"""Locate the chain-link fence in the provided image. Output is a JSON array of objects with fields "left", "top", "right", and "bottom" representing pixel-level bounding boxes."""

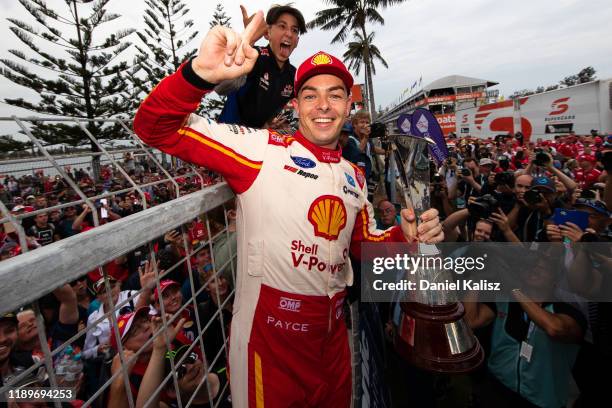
[{"left": 1, "top": 117, "right": 236, "bottom": 407}]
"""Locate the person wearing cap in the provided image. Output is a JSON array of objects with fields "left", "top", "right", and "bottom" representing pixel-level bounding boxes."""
[
  {"left": 574, "top": 153, "right": 602, "bottom": 189},
  {"left": 338, "top": 121, "right": 360, "bottom": 165},
  {"left": 82, "top": 262, "right": 155, "bottom": 362},
  {"left": 133, "top": 13, "right": 443, "bottom": 407},
  {"left": 509, "top": 176, "right": 561, "bottom": 242},
  {"left": 0, "top": 312, "right": 46, "bottom": 390},
  {"left": 217, "top": 4, "right": 306, "bottom": 129},
  {"left": 545, "top": 198, "right": 611, "bottom": 246},
  {"left": 107, "top": 307, "right": 154, "bottom": 406},
  {"left": 151, "top": 279, "right": 202, "bottom": 346}
]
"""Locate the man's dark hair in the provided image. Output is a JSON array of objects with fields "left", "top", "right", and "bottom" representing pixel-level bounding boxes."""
[{"left": 266, "top": 3, "right": 307, "bottom": 34}]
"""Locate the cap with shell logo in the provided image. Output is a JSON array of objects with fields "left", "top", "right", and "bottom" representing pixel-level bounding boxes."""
[{"left": 311, "top": 52, "right": 332, "bottom": 66}]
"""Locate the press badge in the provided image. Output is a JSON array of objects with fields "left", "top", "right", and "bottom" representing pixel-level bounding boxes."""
[
  {"left": 520, "top": 341, "right": 533, "bottom": 362},
  {"left": 520, "top": 321, "right": 535, "bottom": 363}
]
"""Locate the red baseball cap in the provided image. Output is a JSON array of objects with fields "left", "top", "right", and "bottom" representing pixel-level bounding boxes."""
[
  {"left": 153, "top": 279, "right": 180, "bottom": 302},
  {"left": 110, "top": 307, "right": 150, "bottom": 351},
  {"left": 294, "top": 51, "right": 353, "bottom": 96}
]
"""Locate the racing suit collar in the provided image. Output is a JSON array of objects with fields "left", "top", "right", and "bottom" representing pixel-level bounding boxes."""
[{"left": 293, "top": 130, "right": 342, "bottom": 163}]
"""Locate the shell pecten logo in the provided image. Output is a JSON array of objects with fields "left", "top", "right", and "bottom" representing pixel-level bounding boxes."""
[
  {"left": 307, "top": 195, "right": 347, "bottom": 241},
  {"left": 311, "top": 52, "right": 332, "bottom": 66}
]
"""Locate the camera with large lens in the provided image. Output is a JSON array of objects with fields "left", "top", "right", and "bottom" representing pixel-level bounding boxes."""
[
  {"left": 498, "top": 156, "right": 510, "bottom": 170},
  {"left": 533, "top": 148, "right": 550, "bottom": 167},
  {"left": 432, "top": 174, "right": 444, "bottom": 195},
  {"left": 461, "top": 167, "right": 472, "bottom": 177},
  {"left": 369, "top": 122, "right": 386, "bottom": 139},
  {"left": 494, "top": 171, "right": 514, "bottom": 187},
  {"left": 523, "top": 189, "right": 542, "bottom": 205},
  {"left": 468, "top": 194, "right": 499, "bottom": 219},
  {"left": 579, "top": 189, "right": 597, "bottom": 199}
]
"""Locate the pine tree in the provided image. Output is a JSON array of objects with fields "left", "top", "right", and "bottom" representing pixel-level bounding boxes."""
[
  {"left": 201, "top": 3, "right": 232, "bottom": 120},
  {"left": 209, "top": 3, "right": 231, "bottom": 28},
  {"left": 0, "top": 0, "right": 141, "bottom": 156},
  {"left": 135, "top": 0, "right": 199, "bottom": 94}
]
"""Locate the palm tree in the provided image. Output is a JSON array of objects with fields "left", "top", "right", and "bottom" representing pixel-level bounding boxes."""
[
  {"left": 308, "top": 0, "right": 407, "bottom": 119},
  {"left": 343, "top": 31, "right": 388, "bottom": 111}
]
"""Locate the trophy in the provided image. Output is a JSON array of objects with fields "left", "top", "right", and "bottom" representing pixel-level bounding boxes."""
[{"left": 390, "top": 110, "right": 484, "bottom": 373}]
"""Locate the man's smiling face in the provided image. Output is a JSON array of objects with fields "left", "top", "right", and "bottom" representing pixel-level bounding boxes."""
[{"left": 292, "top": 74, "right": 351, "bottom": 149}]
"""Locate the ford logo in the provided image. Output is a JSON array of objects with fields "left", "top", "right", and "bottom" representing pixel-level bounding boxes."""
[
  {"left": 291, "top": 156, "right": 316, "bottom": 168},
  {"left": 344, "top": 172, "right": 355, "bottom": 187}
]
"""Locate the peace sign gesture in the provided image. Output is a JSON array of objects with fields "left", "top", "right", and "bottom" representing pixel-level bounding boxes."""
[{"left": 192, "top": 10, "right": 265, "bottom": 84}]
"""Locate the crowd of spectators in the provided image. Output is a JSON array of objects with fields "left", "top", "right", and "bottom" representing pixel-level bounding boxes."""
[
  {"left": 1, "top": 151, "right": 233, "bottom": 406},
  {"left": 1, "top": 152, "right": 222, "bottom": 255},
  {"left": 2, "top": 121, "right": 611, "bottom": 407},
  {"left": 351, "top": 117, "right": 611, "bottom": 408}
]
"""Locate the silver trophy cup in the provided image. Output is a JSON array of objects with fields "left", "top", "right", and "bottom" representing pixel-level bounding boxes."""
[{"left": 390, "top": 133, "right": 484, "bottom": 373}]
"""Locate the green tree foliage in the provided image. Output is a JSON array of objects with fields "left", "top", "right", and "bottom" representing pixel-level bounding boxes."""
[
  {"left": 308, "top": 0, "right": 407, "bottom": 119},
  {"left": 135, "top": 0, "right": 198, "bottom": 94},
  {"left": 209, "top": 3, "right": 231, "bottom": 29},
  {"left": 0, "top": 135, "right": 31, "bottom": 154},
  {"left": 201, "top": 3, "right": 232, "bottom": 120},
  {"left": 342, "top": 30, "right": 387, "bottom": 108},
  {"left": 0, "top": 0, "right": 141, "bottom": 149},
  {"left": 561, "top": 66, "right": 597, "bottom": 87},
  {"left": 514, "top": 67, "right": 597, "bottom": 97}
]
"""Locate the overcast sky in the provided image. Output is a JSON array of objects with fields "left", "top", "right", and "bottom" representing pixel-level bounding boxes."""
[{"left": 1, "top": 0, "right": 611, "bottom": 125}]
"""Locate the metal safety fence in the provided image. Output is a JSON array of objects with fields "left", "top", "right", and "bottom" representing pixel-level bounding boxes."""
[{"left": 0, "top": 117, "right": 237, "bottom": 408}]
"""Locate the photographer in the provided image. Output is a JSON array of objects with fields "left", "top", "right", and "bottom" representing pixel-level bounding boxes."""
[
  {"left": 508, "top": 177, "right": 561, "bottom": 242},
  {"left": 442, "top": 196, "right": 518, "bottom": 243},
  {"left": 489, "top": 172, "right": 516, "bottom": 214},
  {"left": 454, "top": 157, "right": 483, "bottom": 208},
  {"left": 520, "top": 150, "right": 577, "bottom": 192}
]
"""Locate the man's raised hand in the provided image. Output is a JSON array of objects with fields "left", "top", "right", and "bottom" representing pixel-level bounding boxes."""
[{"left": 192, "top": 10, "right": 264, "bottom": 84}]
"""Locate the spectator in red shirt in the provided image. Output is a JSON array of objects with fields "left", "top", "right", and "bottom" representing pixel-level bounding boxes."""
[{"left": 574, "top": 154, "right": 601, "bottom": 189}]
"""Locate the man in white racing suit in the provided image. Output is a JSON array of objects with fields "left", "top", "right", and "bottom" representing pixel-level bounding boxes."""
[{"left": 134, "top": 12, "right": 444, "bottom": 408}]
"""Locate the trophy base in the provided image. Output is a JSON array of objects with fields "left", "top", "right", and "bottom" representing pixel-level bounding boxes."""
[{"left": 394, "top": 302, "right": 484, "bottom": 374}]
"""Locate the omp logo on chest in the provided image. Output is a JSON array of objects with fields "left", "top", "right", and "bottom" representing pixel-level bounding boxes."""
[
  {"left": 283, "top": 165, "right": 318, "bottom": 179},
  {"left": 279, "top": 297, "right": 302, "bottom": 312}
]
